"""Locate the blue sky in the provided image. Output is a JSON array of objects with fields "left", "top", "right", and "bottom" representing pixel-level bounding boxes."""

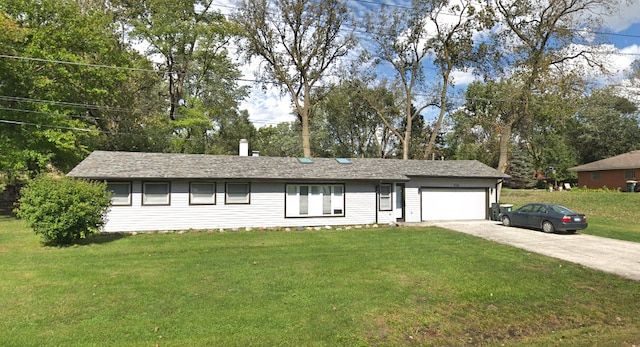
[{"left": 229, "top": 0, "right": 640, "bottom": 127}]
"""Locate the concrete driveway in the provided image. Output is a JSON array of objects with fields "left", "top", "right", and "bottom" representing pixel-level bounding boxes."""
[{"left": 420, "top": 220, "right": 640, "bottom": 281}]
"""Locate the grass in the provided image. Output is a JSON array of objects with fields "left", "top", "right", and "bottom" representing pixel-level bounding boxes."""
[
  {"left": 500, "top": 189, "right": 640, "bottom": 242},
  {"left": 1, "top": 214, "right": 640, "bottom": 346}
]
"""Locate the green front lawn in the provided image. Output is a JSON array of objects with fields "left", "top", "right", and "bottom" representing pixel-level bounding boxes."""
[
  {"left": 1, "top": 215, "right": 639, "bottom": 346},
  {"left": 501, "top": 189, "right": 640, "bottom": 242}
]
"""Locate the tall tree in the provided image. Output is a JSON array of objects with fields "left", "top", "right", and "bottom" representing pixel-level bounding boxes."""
[
  {"left": 115, "top": 0, "right": 248, "bottom": 154},
  {"left": 448, "top": 80, "right": 517, "bottom": 167},
  {"left": 0, "top": 0, "right": 151, "bottom": 182},
  {"left": 364, "top": 0, "right": 491, "bottom": 160},
  {"left": 233, "top": 0, "right": 357, "bottom": 158},
  {"left": 567, "top": 88, "right": 640, "bottom": 163},
  {"left": 489, "top": 0, "right": 621, "bottom": 174},
  {"left": 313, "top": 79, "right": 386, "bottom": 158},
  {"left": 450, "top": 78, "right": 582, "bottom": 181}
]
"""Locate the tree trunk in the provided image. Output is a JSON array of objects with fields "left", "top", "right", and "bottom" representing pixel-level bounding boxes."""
[
  {"left": 424, "top": 69, "right": 451, "bottom": 159},
  {"left": 301, "top": 108, "right": 311, "bottom": 158},
  {"left": 403, "top": 102, "right": 412, "bottom": 160},
  {"left": 497, "top": 121, "right": 513, "bottom": 174},
  {"left": 495, "top": 119, "right": 514, "bottom": 201}
]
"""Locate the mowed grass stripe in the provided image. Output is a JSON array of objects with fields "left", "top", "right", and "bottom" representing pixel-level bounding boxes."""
[{"left": 1, "top": 216, "right": 639, "bottom": 346}]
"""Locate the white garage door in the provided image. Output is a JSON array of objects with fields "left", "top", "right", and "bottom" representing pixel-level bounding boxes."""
[{"left": 421, "top": 188, "right": 487, "bottom": 221}]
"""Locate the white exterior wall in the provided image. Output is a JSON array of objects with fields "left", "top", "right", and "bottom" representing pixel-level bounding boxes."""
[
  {"left": 102, "top": 177, "right": 500, "bottom": 232},
  {"left": 103, "top": 180, "right": 387, "bottom": 232},
  {"left": 403, "top": 177, "right": 499, "bottom": 223}
]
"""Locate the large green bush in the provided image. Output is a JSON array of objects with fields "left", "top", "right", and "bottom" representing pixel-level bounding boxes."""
[{"left": 15, "top": 175, "right": 111, "bottom": 245}]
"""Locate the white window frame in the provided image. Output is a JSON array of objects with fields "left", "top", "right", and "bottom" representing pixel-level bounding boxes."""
[
  {"left": 106, "top": 182, "right": 131, "bottom": 206},
  {"left": 285, "top": 184, "right": 345, "bottom": 217},
  {"left": 379, "top": 184, "right": 392, "bottom": 211},
  {"left": 190, "top": 182, "right": 216, "bottom": 205},
  {"left": 142, "top": 182, "right": 171, "bottom": 206},
  {"left": 226, "top": 183, "right": 250, "bottom": 204}
]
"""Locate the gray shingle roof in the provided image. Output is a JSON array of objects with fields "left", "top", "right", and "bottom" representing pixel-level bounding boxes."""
[
  {"left": 568, "top": 150, "right": 640, "bottom": 172},
  {"left": 67, "top": 151, "right": 509, "bottom": 181}
]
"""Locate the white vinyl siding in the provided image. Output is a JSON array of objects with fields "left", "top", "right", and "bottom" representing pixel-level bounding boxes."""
[
  {"left": 98, "top": 179, "right": 498, "bottom": 232},
  {"left": 142, "top": 182, "right": 170, "bottom": 205},
  {"left": 190, "top": 182, "right": 216, "bottom": 205},
  {"left": 285, "top": 184, "right": 344, "bottom": 217},
  {"left": 226, "top": 183, "right": 250, "bottom": 204},
  {"left": 107, "top": 182, "right": 131, "bottom": 206},
  {"left": 101, "top": 181, "right": 378, "bottom": 232},
  {"left": 379, "top": 184, "right": 392, "bottom": 211}
]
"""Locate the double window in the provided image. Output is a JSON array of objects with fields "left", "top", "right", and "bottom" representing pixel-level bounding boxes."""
[{"left": 286, "top": 184, "right": 344, "bottom": 217}]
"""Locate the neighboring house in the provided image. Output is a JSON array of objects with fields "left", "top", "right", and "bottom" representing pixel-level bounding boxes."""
[
  {"left": 568, "top": 150, "right": 640, "bottom": 191},
  {"left": 67, "top": 149, "right": 509, "bottom": 232}
]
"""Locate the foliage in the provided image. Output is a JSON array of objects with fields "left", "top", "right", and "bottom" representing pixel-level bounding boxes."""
[
  {"left": 447, "top": 80, "right": 516, "bottom": 166},
  {"left": 253, "top": 122, "right": 303, "bottom": 157},
  {"left": 505, "top": 146, "right": 536, "bottom": 188},
  {"left": 312, "top": 79, "right": 385, "bottom": 158},
  {"left": 206, "top": 110, "right": 258, "bottom": 155},
  {"left": 567, "top": 87, "right": 640, "bottom": 164},
  {"left": 487, "top": 0, "right": 621, "bottom": 173},
  {"left": 113, "top": 0, "right": 249, "bottom": 154},
  {"left": 233, "top": 0, "right": 357, "bottom": 158},
  {"left": 364, "top": 0, "right": 493, "bottom": 160},
  {"left": 116, "top": 0, "right": 247, "bottom": 120},
  {"left": 14, "top": 175, "right": 111, "bottom": 245},
  {"left": 0, "top": 0, "right": 160, "bottom": 183}
]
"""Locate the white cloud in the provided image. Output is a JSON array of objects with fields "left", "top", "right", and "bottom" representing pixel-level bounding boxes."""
[
  {"left": 239, "top": 86, "right": 296, "bottom": 127},
  {"left": 601, "top": 2, "right": 640, "bottom": 32},
  {"left": 450, "top": 68, "right": 477, "bottom": 86},
  {"left": 607, "top": 44, "right": 640, "bottom": 78}
]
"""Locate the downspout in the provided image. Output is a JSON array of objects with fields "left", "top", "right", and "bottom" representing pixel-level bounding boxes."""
[
  {"left": 375, "top": 183, "right": 379, "bottom": 225},
  {"left": 495, "top": 179, "right": 504, "bottom": 203}
]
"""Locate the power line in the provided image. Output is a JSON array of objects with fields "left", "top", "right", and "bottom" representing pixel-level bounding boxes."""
[
  {"left": 0, "top": 54, "right": 159, "bottom": 73},
  {"left": 0, "top": 95, "right": 136, "bottom": 114},
  {"left": 0, "top": 119, "right": 99, "bottom": 133}
]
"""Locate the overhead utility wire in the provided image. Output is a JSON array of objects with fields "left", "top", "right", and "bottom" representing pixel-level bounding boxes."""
[
  {"left": 0, "top": 119, "right": 98, "bottom": 133},
  {"left": 0, "top": 106, "right": 113, "bottom": 121},
  {"left": 0, "top": 95, "right": 135, "bottom": 114},
  {"left": 0, "top": 54, "right": 159, "bottom": 73},
  {"left": 213, "top": 0, "right": 640, "bottom": 41}
]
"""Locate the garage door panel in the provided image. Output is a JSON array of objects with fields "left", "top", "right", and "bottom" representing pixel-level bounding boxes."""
[{"left": 422, "top": 188, "right": 487, "bottom": 221}]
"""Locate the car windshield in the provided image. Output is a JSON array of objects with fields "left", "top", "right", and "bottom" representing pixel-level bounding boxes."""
[{"left": 549, "top": 205, "right": 575, "bottom": 214}]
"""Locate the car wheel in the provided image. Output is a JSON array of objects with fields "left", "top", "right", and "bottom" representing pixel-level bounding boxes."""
[
  {"left": 501, "top": 215, "right": 511, "bottom": 227},
  {"left": 542, "top": 221, "right": 555, "bottom": 233}
]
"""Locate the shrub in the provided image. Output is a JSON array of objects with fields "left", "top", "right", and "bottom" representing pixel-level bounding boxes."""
[{"left": 15, "top": 175, "right": 111, "bottom": 245}]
